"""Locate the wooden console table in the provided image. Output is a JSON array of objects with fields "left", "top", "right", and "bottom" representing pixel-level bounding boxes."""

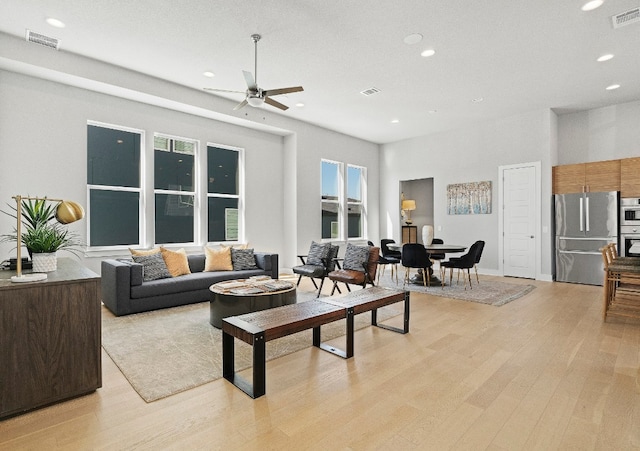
[
  {"left": 0, "top": 258, "right": 101, "bottom": 419},
  {"left": 222, "top": 286, "right": 409, "bottom": 398}
]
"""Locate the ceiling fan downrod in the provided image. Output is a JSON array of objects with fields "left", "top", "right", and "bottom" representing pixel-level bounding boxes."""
[{"left": 251, "top": 34, "right": 261, "bottom": 85}]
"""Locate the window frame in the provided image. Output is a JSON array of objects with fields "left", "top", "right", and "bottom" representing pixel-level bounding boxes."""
[
  {"left": 206, "top": 143, "right": 244, "bottom": 245},
  {"left": 321, "top": 159, "right": 344, "bottom": 241},
  {"left": 153, "top": 132, "right": 199, "bottom": 246},
  {"left": 86, "top": 121, "right": 145, "bottom": 251},
  {"left": 346, "top": 164, "right": 367, "bottom": 240}
]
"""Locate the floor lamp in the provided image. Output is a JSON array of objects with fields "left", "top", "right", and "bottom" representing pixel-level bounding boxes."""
[{"left": 11, "top": 195, "right": 85, "bottom": 283}]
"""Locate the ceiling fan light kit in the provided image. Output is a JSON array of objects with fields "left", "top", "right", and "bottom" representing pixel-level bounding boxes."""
[{"left": 204, "top": 33, "right": 303, "bottom": 111}]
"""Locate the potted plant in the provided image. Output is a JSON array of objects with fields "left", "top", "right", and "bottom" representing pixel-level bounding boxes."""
[{"left": 1, "top": 198, "right": 83, "bottom": 272}]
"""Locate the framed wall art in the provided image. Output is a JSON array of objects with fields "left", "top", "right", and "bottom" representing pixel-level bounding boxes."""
[{"left": 447, "top": 181, "right": 492, "bottom": 215}]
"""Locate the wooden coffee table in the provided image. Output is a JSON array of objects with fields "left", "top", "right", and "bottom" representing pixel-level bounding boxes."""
[{"left": 209, "top": 278, "right": 296, "bottom": 328}]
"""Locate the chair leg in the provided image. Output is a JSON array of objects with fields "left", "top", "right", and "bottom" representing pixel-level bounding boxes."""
[
  {"left": 421, "top": 269, "right": 427, "bottom": 287},
  {"left": 403, "top": 267, "right": 409, "bottom": 288},
  {"left": 330, "top": 281, "right": 338, "bottom": 295},
  {"left": 474, "top": 264, "right": 479, "bottom": 283},
  {"left": 317, "top": 277, "right": 325, "bottom": 297},
  {"left": 296, "top": 274, "right": 303, "bottom": 286},
  {"left": 426, "top": 268, "right": 431, "bottom": 287}
]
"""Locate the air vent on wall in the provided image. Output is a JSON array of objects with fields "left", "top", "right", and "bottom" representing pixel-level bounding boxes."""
[
  {"left": 360, "top": 87, "right": 381, "bottom": 96},
  {"left": 611, "top": 7, "right": 640, "bottom": 28},
  {"left": 25, "top": 30, "right": 60, "bottom": 50}
]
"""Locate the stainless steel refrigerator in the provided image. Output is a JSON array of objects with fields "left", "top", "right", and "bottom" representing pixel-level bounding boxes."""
[{"left": 554, "top": 191, "right": 618, "bottom": 285}]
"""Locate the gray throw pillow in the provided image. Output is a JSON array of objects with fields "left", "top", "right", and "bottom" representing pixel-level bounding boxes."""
[
  {"left": 343, "top": 243, "right": 370, "bottom": 271},
  {"left": 307, "top": 241, "right": 330, "bottom": 266},
  {"left": 132, "top": 253, "right": 171, "bottom": 281},
  {"left": 231, "top": 248, "right": 258, "bottom": 270}
]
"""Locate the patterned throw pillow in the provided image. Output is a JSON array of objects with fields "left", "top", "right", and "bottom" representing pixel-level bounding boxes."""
[
  {"left": 342, "top": 243, "right": 371, "bottom": 271},
  {"left": 132, "top": 253, "right": 171, "bottom": 282},
  {"left": 231, "top": 248, "right": 258, "bottom": 270},
  {"left": 307, "top": 241, "right": 330, "bottom": 266},
  {"left": 204, "top": 246, "right": 233, "bottom": 271},
  {"left": 160, "top": 247, "right": 191, "bottom": 277}
]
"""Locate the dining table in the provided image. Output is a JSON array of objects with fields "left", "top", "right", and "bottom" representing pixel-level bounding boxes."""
[{"left": 387, "top": 242, "right": 467, "bottom": 285}]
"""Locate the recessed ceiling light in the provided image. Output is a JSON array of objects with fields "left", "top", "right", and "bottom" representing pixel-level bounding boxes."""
[
  {"left": 203, "top": 71, "right": 215, "bottom": 78},
  {"left": 391, "top": 119, "right": 400, "bottom": 124},
  {"left": 46, "top": 17, "right": 65, "bottom": 28},
  {"left": 421, "top": 49, "right": 436, "bottom": 57},
  {"left": 428, "top": 110, "right": 438, "bottom": 114},
  {"left": 295, "top": 102, "right": 305, "bottom": 107},
  {"left": 606, "top": 84, "right": 620, "bottom": 90},
  {"left": 581, "top": 0, "right": 603, "bottom": 11},
  {"left": 597, "top": 54, "right": 614, "bottom": 62},
  {"left": 472, "top": 97, "right": 484, "bottom": 103},
  {"left": 403, "top": 33, "right": 423, "bottom": 45}
]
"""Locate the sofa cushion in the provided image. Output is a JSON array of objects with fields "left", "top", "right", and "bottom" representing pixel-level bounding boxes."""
[
  {"left": 161, "top": 247, "right": 191, "bottom": 277},
  {"left": 231, "top": 248, "right": 258, "bottom": 270},
  {"left": 129, "top": 268, "right": 268, "bottom": 299},
  {"left": 131, "top": 253, "right": 171, "bottom": 282},
  {"left": 204, "top": 246, "right": 233, "bottom": 271}
]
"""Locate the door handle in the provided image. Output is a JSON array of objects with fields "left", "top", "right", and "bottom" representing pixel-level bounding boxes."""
[{"left": 579, "top": 197, "right": 584, "bottom": 232}]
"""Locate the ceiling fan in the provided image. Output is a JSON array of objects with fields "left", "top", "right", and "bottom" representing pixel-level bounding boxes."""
[{"left": 204, "top": 34, "right": 303, "bottom": 111}]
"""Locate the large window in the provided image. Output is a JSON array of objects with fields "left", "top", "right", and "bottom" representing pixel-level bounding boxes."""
[
  {"left": 321, "top": 160, "right": 367, "bottom": 241},
  {"left": 87, "top": 123, "right": 142, "bottom": 247},
  {"left": 321, "top": 160, "right": 342, "bottom": 239},
  {"left": 207, "top": 145, "right": 241, "bottom": 242},
  {"left": 87, "top": 123, "right": 245, "bottom": 250},
  {"left": 347, "top": 165, "right": 366, "bottom": 239},
  {"left": 154, "top": 135, "right": 196, "bottom": 244}
]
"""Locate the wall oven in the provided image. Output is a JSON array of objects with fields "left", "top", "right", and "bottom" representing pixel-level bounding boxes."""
[
  {"left": 620, "top": 198, "right": 640, "bottom": 226},
  {"left": 620, "top": 225, "right": 640, "bottom": 257}
]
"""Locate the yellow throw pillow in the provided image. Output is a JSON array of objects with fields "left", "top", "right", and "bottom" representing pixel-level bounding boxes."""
[
  {"left": 160, "top": 247, "right": 191, "bottom": 277},
  {"left": 204, "top": 246, "right": 233, "bottom": 271},
  {"left": 130, "top": 247, "right": 161, "bottom": 256}
]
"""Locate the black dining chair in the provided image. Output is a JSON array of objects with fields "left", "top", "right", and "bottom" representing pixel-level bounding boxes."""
[
  {"left": 401, "top": 243, "right": 433, "bottom": 287},
  {"left": 428, "top": 238, "right": 446, "bottom": 270},
  {"left": 440, "top": 240, "right": 484, "bottom": 289},
  {"left": 378, "top": 239, "right": 401, "bottom": 283}
]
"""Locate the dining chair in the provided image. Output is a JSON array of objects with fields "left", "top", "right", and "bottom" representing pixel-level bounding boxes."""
[
  {"left": 440, "top": 240, "right": 484, "bottom": 289},
  {"left": 401, "top": 243, "right": 432, "bottom": 287},
  {"left": 378, "top": 239, "right": 401, "bottom": 283},
  {"left": 428, "top": 238, "right": 446, "bottom": 270}
]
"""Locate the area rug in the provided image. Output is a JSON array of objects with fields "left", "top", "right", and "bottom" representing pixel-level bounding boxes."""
[
  {"left": 377, "top": 273, "right": 535, "bottom": 306},
  {"left": 101, "top": 290, "right": 401, "bottom": 402}
]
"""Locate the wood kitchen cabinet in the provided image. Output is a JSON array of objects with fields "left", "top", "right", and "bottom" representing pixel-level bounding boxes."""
[
  {"left": 0, "top": 258, "right": 101, "bottom": 419},
  {"left": 621, "top": 157, "right": 640, "bottom": 197},
  {"left": 553, "top": 160, "right": 621, "bottom": 194}
]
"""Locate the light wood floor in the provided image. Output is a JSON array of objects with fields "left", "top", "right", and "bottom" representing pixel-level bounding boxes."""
[{"left": 1, "top": 276, "right": 639, "bottom": 450}]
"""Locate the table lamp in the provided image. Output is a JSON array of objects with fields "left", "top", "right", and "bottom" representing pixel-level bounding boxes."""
[
  {"left": 11, "top": 195, "right": 85, "bottom": 283},
  {"left": 401, "top": 199, "right": 416, "bottom": 225}
]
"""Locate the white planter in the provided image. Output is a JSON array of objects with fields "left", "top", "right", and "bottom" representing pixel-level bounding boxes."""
[{"left": 32, "top": 252, "right": 57, "bottom": 273}]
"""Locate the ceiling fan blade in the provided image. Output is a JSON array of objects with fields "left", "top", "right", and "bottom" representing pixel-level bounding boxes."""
[
  {"left": 233, "top": 99, "right": 248, "bottom": 111},
  {"left": 203, "top": 88, "right": 245, "bottom": 94},
  {"left": 263, "top": 86, "right": 304, "bottom": 97},
  {"left": 264, "top": 96, "right": 289, "bottom": 111},
  {"left": 243, "top": 70, "right": 257, "bottom": 90}
]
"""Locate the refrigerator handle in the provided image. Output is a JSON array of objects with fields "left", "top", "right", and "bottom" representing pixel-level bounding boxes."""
[
  {"left": 585, "top": 196, "right": 590, "bottom": 232},
  {"left": 579, "top": 197, "right": 584, "bottom": 232}
]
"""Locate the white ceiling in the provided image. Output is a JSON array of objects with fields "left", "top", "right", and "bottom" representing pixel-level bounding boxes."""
[{"left": 1, "top": 0, "right": 639, "bottom": 144}]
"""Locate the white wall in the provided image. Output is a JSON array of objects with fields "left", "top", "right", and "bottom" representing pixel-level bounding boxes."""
[
  {"left": 0, "top": 70, "right": 285, "bottom": 273},
  {"left": 557, "top": 100, "right": 640, "bottom": 164},
  {"left": 380, "top": 109, "right": 555, "bottom": 277},
  {"left": 0, "top": 34, "right": 379, "bottom": 274}
]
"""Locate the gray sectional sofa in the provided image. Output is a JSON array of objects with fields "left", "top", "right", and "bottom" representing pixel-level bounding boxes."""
[{"left": 101, "top": 252, "right": 278, "bottom": 316}]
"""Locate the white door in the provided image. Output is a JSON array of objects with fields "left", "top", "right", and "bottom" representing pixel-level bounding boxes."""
[{"left": 503, "top": 165, "right": 536, "bottom": 278}]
